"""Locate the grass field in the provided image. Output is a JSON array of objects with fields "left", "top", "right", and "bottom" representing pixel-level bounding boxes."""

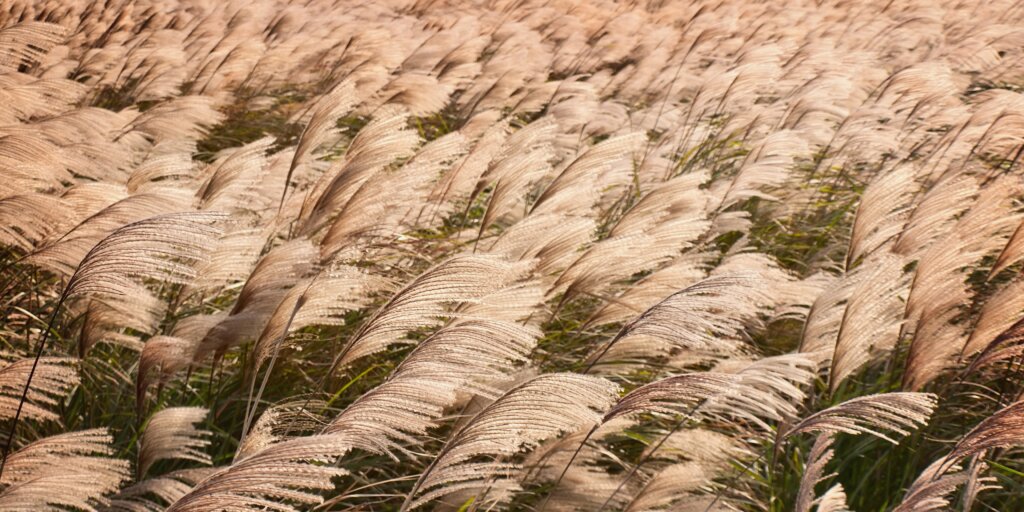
[{"left": 1, "top": 1, "right": 1024, "bottom": 511}]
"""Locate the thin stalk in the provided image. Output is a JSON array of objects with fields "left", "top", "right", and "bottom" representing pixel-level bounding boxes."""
[
  {"left": 238, "top": 293, "right": 307, "bottom": 452},
  {"left": 594, "top": 413, "right": 689, "bottom": 512},
  {"left": 0, "top": 288, "right": 69, "bottom": 479},
  {"left": 536, "top": 423, "right": 600, "bottom": 512}
]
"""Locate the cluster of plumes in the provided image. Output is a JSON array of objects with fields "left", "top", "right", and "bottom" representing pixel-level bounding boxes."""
[{"left": 1, "top": 0, "right": 1024, "bottom": 510}]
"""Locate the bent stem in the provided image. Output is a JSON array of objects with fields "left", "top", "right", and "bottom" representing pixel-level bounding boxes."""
[
  {"left": 238, "top": 292, "right": 308, "bottom": 452},
  {"left": 536, "top": 423, "right": 600, "bottom": 512},
  {"left": 594, "top": 413, "right": 690, "bottom": 512},
  {"left": 0, "top": 288, "right": 69, "bottom": 479}
]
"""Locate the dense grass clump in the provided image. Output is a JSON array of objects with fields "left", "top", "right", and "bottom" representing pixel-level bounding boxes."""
[{"left": 2, "top": 1, "right": 1024, "bottom": 511}]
